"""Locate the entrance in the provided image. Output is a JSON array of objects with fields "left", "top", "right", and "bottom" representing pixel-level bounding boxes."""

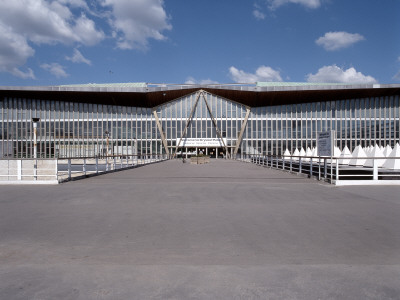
[
  {"left": 176, "top": 147, "right": 226, "bottom": 158},
  {"left": 209, "top": 147, "right": 225, "bottom": 158}
]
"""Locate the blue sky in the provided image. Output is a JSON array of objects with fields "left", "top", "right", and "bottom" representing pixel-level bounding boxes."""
[{"left": 0, "top": 0, "right": 399, "bottom": 86}]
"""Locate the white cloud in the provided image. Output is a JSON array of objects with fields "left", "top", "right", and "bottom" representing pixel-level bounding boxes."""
[
  {"left": 316, "top": 32, "right": 365, "bottom": 51},
  {"left": 229, "top": 66, "right": 282, "bottom": 83},
  {"left": 0, "top": 22, "right": 36, "bottom": 78},
  {"left": 185, "top": 77, "right": 219, "bottom": 85},
  {"left": 0, "top": 0, "right": 173, "bottom": 78},
  {"left": 268, "top": 0, "right": 321, "bottom": 10},
  {"left": 306, "top": 65, "right": 377, "bottom": 84},
  {"left": 73, "top": 14, "right": 105, "bottom": 46},
  {"left": 253, "top": 10, "right": 265, "bottom": 20},
  {"left": 41, "top": 63, "right": 69, "bottom": 78},
  {"left": 102, "top": 0, "right": 172, "bottom": 50},
  {"left": 0, "top": 0, "right": 104, "bottom": 46},
  {"left": 10, "top": 68, "right": 36, "bottom": 80},
  {"left": 66, "top": 49, "right": 91, "bottom": 65},
  {"left": 0, "top": 0, "right": 105, "bottom": 78}
]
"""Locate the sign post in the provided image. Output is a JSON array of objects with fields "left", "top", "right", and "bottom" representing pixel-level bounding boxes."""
[{"left": 317, "top": 130, "right": 335, "bottom": 157}]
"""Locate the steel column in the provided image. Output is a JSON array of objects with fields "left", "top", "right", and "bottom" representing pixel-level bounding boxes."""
[
  {"left": 152, "top": 109, "right": 170, "bottom": 156},
  {"left": 233, "top": 107, "right": 251, "bottom": 157}
]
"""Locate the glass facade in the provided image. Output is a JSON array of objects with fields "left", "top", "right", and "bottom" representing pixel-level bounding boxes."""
[{"left": 0, "top": 90, "right": 399, "bottom": 158}]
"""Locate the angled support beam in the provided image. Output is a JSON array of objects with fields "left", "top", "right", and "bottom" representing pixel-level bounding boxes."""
[
  {"left": 152, "top": 109, "right": 169, "bottom": 156},
  {"left": 233, "top": 106, "right": 251, "bottom": 157},
  {"left": 173, "top": 91, "right": 202, "bottom": 157},
  {"left": 202, "top": 92, "right": 230, "bottom": 159}
]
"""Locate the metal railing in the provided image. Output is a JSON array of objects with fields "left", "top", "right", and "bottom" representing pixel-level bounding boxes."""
[
  {"left": 57, "top": 154, "right": 168, "bottom": 182},
  {"left": 238, "top": 154, "right": 400, "bottom": 185},
  {"left": 0, "top": 158, "right": 58, "bottom": 184},
  {"left": 0, "top": 154, "right": 169, "bottom": 184}
]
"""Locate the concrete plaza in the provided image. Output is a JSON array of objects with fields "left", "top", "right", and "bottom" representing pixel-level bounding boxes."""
[{"left": 0, "top": 159, "right": 400, "bottom": 299}]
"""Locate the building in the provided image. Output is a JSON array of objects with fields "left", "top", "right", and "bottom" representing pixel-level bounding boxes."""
[{"left": 0, "top": 82, "right": 399, "bottom": 159}]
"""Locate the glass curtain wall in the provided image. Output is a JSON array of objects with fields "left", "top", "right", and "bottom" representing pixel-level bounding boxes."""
[
  {"left": 0, "top": 92, "right": 399, "bottom": 158},
  {"left": 0, "top": 98, "right": 161, "bottom": 158},
  {"left": 243, "top": 95, "right": 400, "bottom": 155}
]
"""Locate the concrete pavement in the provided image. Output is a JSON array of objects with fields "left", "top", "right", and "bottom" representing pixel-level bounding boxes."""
[{"left": 1, "top": 159, "right": 400, "bottom": 299}]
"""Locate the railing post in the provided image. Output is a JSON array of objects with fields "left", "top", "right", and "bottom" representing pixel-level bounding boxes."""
[
  {"left": 299, "top": 157, "right": 302, "bottom": 174},
  {"left": 324, "top": 158, "right": 327, "bottom": 180},
  {"left": 318, "top": 158, "right": 321, "bottom": 181},
  {"left": 17, "top": 159, "right": 22, "bottom": 181},
  {"left": 290, "top": 157, "right": 293, "bottom": 172},
  {"left": 335, "top": 159, "right": 339, "bottom": 183},
  {"left": 55, "top": 159, "right": 58, "bottom": 182},
  {"left": 83, "top": 158, "right": 86, "bottom": 176},
  {"left": 373, "top": 159, "right": 378, "bottom": 181},
  {"left": 309, "top": 159, "right": 313, "bottom": 178},
  {"left": 282, "top": 157, "right": 285, "bottom": 170},
  {"left": 114, "top": 157, "right": 116, "bottom": 170},
  {"left": 96, "top": 157, "right": 99, "bottom": 174},
  {"left": 68, "top": 158, "right": 71, "bottom": 180}
]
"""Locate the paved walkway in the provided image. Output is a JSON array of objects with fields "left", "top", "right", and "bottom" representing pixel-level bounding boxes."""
[{"left": 1, "top": 159, "right": 400, "bottom": 299}]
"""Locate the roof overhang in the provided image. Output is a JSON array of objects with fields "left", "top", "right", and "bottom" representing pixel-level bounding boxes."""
[{"left": 1, "top": 84, "right": 399, "bottom": 108}]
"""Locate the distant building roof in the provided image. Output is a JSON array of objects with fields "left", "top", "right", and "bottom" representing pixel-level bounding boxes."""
[
  {"left": 256, "top": 82, "right": 356, "bottom": 87},
  {"left": 58, "top": 82, "right": 147, "bottom": 88}
]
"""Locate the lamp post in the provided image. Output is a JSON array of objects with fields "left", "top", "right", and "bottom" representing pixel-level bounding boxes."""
[
  {"left": 104, "top": 131, "right": 110, "bottom": 171},
  {"left": 104, "top": 131, "right": 110, "bottom": 157},
  {"left": 32, "top": 118, "right": 40, "bottom": 158}
]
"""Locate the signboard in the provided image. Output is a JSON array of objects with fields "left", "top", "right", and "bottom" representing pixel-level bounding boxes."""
[
  {"left": 177, "top": 138, "right": 226, "bottom": 147},
  {"left": 317, "top": 130, "right": 335, "bottom": 156}
]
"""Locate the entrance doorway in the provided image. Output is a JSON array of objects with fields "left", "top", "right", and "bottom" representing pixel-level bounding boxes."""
[
  {"left": 176, "top": 147, "right": 226, "bottom": 158},
  {"left": 209, "top": 147, "right": 225, "bottom": 158}
]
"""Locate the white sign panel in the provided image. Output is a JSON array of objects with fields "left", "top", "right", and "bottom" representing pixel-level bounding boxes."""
[
  {"left": 177, "top": 138, "right": 226, "bottom": 147},
  {"left": 317, "top": 131, "right": 335, "bottom": 156}
]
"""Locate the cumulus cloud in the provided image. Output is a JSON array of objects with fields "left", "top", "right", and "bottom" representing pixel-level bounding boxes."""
[
  {"left": 0, "top": 0, "right": 105, "bottom": 78},
  {"left": 0, "top": 0, "right": 104, "bottom": 46},
  {"left": 185, "top": 77, "right": 219, "bottom": 85},
  {"left": 306, "top": 65, "right": 377, "bottom": 84},
  {"left": 268, "top": 0, "right": 321, "bottom": 10},
  {"left": 41, "top": 63, "right": 69, "bottom": 78},
  {"left": 102, "top": 0, "right": 172, "bottom": 50},
  {"left": 229, "top": 66, "right": 282, "bottom": 83},
  {"left": 0, "top": 0, "right": 173, "bottom": 78},
  {"left": 316, "top": 31, "right": 365, "bottom": 51},
  {"left": 66, "top": 49, "right": 91, "bottom": 65},
  {"left": 0, "top": 22, "right": 36, "bottom": 78}
]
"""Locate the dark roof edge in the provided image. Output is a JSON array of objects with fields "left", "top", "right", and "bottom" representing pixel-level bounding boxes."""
[{"left": 1, "top": 86, "right": 399, "bottom": 108}]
